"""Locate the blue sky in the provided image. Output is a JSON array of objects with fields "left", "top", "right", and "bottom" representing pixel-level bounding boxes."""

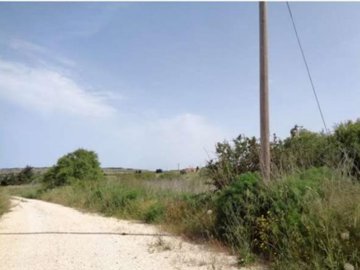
[{"left": 0, "top": 2, "right": 359, "bottom": 170}]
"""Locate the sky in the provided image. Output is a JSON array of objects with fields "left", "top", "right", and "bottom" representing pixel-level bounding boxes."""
[{"left": 0, "top": 2, "right": 359, "bottom": 170}]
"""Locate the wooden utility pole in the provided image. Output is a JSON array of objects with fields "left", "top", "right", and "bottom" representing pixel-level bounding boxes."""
[{"left": 259, "top": 1, "right": 271, "bottom": 183}]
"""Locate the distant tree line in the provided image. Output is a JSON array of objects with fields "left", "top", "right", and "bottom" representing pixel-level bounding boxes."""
[{"left": 0, "top": 166, "right": 35, "bottom": 186}]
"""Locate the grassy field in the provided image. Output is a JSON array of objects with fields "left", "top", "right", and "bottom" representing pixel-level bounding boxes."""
[{"left": 4, "top": 167, "right": 360, "bottom": 269}]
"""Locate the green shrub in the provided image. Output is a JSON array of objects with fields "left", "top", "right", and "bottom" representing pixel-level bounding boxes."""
[
  {"left": 215, "top": 172, "right": 264, "bottom": 252},
  {"left": 43, "top": 149, "right": 104, "bottom": 188},
  {"left": 144, "top": 202, "right": 165, "bottom": 223},
  {"left": 207, "top": 135, "right": 260, "bottom": 189},
  {"left": 334, "top": 119, "right": 360, "bottom": 178},
  {"left": 215, "top": 168, "right": 360, "bottom": 269},
  {"left": 0, "top": 173, "right": 18, "bottom": 186},
  {"left": 205, "top": 131, "right": 329, "bottom": 190},
  {"left": 0, "top": 166, "right": 35, "bottom": 186},
  {"left": 206, "top": 121, "right": 360, "bottom": 189},
  {"left": 279, "top": 130, "right": 332, "bottom": 171},
  {"left": 17, "top": 166, "right": 35, "bottom": 184},
  {"left": 164, "top": 193, "right": 216, "bottom": 238}
]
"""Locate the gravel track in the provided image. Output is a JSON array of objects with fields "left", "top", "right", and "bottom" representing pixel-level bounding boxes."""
[{"left": 0, "top": 197, "right": 261, "bottom": 270}]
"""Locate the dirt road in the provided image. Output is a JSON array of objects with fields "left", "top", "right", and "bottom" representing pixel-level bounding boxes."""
[{"left": 0, "top": 197, "right": 259, "bottom": 270}]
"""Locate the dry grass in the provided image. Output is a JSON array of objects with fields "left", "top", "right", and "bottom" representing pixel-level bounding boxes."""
[
  {"left": 0, "top": 188, "right": 10, "bottom": 216},
  {"left": 107, "top": 170, "right": 212, "bottom": 194},
  {"left": 148, "top": 236, "right": 173, "bottom": 253},
  {"left": 3, "top": 184, "right": 42, "bottom": 198}
]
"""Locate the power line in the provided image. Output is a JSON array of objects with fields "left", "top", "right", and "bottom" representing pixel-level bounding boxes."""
[{"left": 286, "top": 2, "right": 329, "bottom": 133}]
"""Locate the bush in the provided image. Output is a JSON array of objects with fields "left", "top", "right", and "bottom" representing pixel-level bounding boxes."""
[
  {"left": 206, "top": 132, "right": 324, "bottom": 190},
  {"left": 43, "top": 149, "right": 104, "bottom": 188},
  {"left": 144, "top": 202, "right": 165, "bottom": 223},
  {"left": 207, "top": 121, "right": 360, "bottom": 189},
  {"left": 17, "top": 166, "right": 35, "bottom": 184},
  {"left": 0, "top": 166, "right": 35, "bottom": 186},
  {"left": 215, "top": 172, "right": 263, "bottom": 251},
  {"left": 278, "top": 130, "right": 332, "bottom": 170},
  {"left": 0, "top": 173, "right": 17, "bottom": 186},
  {"left": 215, "top": 168, "right": 360, "bottom": 269},
  {"left": 163, "top": 193, "right": 216, "bottom": 239},
  {"left": 334, "top": 119, "right": 360, "bottom": 178},
  {"left": 207, "top": 135, "right": 260, "bottom": 190}
]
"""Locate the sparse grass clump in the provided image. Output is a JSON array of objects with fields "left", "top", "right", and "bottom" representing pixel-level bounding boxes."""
[{"left": 148, "top": 236, "right": 173, "bottom": 253}]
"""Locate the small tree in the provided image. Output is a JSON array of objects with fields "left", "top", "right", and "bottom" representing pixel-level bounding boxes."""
[
  {"left": 17, "top": 166, "right": 34, "bottom": 184},
  {"left": 0, "top": 166, "right": 34, "bottom": 186},
  {"left": 0, "top": 173, "right": 17, "bottom": 186},
  {"left": 43, "top": 149, "right": 104, "bottom": 188},
  {"left": 207, "top": 135, "right": 260, "bottom": 190}
]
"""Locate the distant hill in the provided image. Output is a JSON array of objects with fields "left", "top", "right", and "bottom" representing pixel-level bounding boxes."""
[
  {"left": 0, "top": 167, "right": 48, "bottom": 175},
  {"left": 0, "top": 167, "right": 148, "bottom": 175}
]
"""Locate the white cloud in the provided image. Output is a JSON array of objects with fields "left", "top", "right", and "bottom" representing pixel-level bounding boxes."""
[
  {"left": 0, "top": 59, "right": 116, "bottom": 118},
  {"left": 0, "top": 58, "right": 229, "bottom": 169},
  {"left": 9, "top": 38, "right": 76, "bottom": 67},
  {"left": 1, "top": 36, "right": 229, "bottom": 169},
  {"left": 152, "top": 113, "right": 227, "bottom": 167},
  {"left": 106, "top": 113, "right": 229, "bottom": 169}
]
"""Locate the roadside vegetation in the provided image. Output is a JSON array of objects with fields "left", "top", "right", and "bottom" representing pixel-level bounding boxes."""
[
  {"left": 0, "top": 166, "right": 37, "bottom": 186},
  {"left": 0, "top": 190, "right": 9, "bottom": 217},
  {"left": 0, "top": 165, "right": 37, "bottom": 217},
  {"left": 4, "top": 119, "right": 360, "bottom": 269}
]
